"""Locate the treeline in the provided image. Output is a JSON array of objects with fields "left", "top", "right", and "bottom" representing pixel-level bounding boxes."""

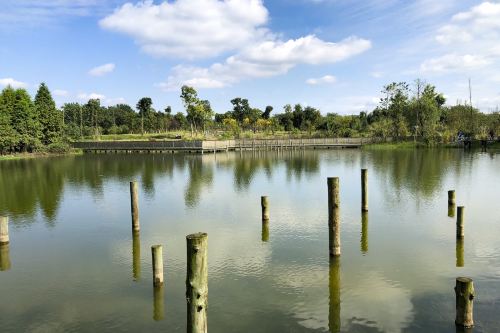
[{"left": 1, "top": 80, "right": 500, "bottom": 154}]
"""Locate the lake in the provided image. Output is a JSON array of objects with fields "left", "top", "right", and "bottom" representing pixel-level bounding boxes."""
[{"left": 0, "top": 149, "right": 499, "bottom": 332}]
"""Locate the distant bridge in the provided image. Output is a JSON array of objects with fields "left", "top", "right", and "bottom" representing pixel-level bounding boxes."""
[{"left": 73, "top": 138, "right": 380, "bottom": 154}]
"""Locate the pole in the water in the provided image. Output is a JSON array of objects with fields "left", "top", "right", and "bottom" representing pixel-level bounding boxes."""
[
  {"left": 186, "top": 233, "right": 208, "bottom": 333},
  {"left": 130, "top": 181, "right": 140, "bottom": 231},
  {"left": 327, "top": 177, "right": 341, "bottom": 256}
]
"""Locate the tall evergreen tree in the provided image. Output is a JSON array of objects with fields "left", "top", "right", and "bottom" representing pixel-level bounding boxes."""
[
  {"left": 35, "top": 83, "right": 62, "bottom": 144},
  {"left": 13, "top": 89, "right": 41, "bottom": 152},
  {"left": 0, "top": 87, "right": 19, "bottom": 153}
]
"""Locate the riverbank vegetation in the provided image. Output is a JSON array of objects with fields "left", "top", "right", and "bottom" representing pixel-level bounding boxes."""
[{"left": 1, "top": 80, "right": 499, "bottom": 155}]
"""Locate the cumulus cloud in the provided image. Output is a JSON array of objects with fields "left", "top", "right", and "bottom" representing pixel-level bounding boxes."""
[
  {"left": 306, "top": 75, "right": 336, "bottom": 85},
  {"left": 0, "top": 77, "right": 28, "bottom": 88},
  {"left": 100, "top": 0, "right": 270, "bottom": 59},
  {"left": 422, "top": 2, "right": 500, "bottom": 74},
  {"left": 77, "top": 92, "right": 106, "bottom": 100},
  {"left": 159, "top": 36, "right": 371, "bottom": 90},
  {"left": 53, "top": 89, "right": 69, "bottom": 96},
  {"left": 420, "top": 54, "right": 491, "bottom": 73},
  {"left": 88, "top": 63, "right": 115, "bottom": 76}
]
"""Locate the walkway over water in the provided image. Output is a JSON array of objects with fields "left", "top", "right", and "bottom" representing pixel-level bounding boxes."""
[{"left": 73, "top": 138, "right": 377, "bottom": 153}]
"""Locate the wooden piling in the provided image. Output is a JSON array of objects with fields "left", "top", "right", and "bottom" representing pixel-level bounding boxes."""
[
  {"left": 0, "top": 216, "right": 9, "bottom": 244},
  {"left": 361, "top": 169, "right": 368, "bottom": 211},
  {"left": 455, "top": 277, "right": 474, "bottom": 328},
  {"left": 327, "top": 177, "right": 341, "bottom": 256},
  {"left": 448, "top": 190, "right": 456, "bottom": 205},
  {"left": 0, "top": 243, "right": 11, "bottom": 271},
  {"left": 130, "top": 181, "right": 140, "bottom": 231},
  {"left": 457, "top": 206, "right": 465, "bottom": 239},
  {"left": 186, "top": 233, "right": 208, "bottom": 333},
  {"left": 152, "top": 245, "right": 164, "bottom": 287},
  {"left": 261, "top": 196, "right": 270, "bottom": 221},
  {"left": 132, "top": 231, "right": 141, "bottom": 281}
]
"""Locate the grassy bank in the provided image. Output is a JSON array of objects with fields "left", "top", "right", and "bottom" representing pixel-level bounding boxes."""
[
  {"left": 0, "top": 149, "right": 83, "bottom": 161},
  {"left": 362, "top": 141, "right": 423, "bottom": 150}
]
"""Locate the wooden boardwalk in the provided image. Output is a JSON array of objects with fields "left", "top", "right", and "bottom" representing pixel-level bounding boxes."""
[{"left": 73, "top": 138, "right": 377, "bottom": 154}]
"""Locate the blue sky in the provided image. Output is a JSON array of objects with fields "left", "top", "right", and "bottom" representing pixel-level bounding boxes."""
[{"left": 1, "top": 0, "right": 499, "bottom": 114}]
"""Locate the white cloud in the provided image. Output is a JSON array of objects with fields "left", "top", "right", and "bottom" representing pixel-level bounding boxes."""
[
  {"left": 306, "top": 75, "right": 336, "bottom": 85},
  {"left": 100, "top": 0, "right": 269, "bottom": 59},
  {"left": 370, "top": 71, "right": 383, "bottom": 78},
  {"left": 0, "top": 77, "right": 28, "bottom": 88},
  {"left": 53, "top": 89, "right": 69, "bottom": 96},
  {"left": 1, "top": 0, "right": 120, "bottom": 27},
  {"left": 420, "top": 54, "right": 491, "bottom": 73},
  {"left": 88, "top": 63, "right": 115, "bottom": 76},
  {"left": 77, "top": 92, "right": 106, "bottom": 101},
  {"left": 159, "top": 35, "right": 371, "bottom": 90}
]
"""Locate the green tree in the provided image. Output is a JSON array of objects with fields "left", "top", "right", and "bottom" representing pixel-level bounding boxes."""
[
  {"left": 136, "top": 97, "right": 153, "bottom": 135},
  {"left": 263, "top": 106, "right": 273, "bottom": 119},
  {"left": 231, "top": 97, "right": 251, "bottom": 124},
  {"left": 35, "top": 83, "right": 62, "bottom": 145},
  {"left": 0, "top": 87, "right": 19, "bottom": 153},
  {"left": 12, "top": 89, "right": 41, "bottom": 152}
]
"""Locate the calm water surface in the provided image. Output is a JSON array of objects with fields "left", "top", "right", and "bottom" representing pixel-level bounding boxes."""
[{"left": 0, "top": 149, "right": 499, "bottom": 332}]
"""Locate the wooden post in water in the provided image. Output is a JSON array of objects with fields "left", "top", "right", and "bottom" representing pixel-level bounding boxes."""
[
  {"left": 456, "top": 238, "right": 464, "bottom": 268},
  {"left": 153, "top": 285, "right": 165, "bottom": 321},
  {"left": 448, "top": 190, "right": 456, "bottom": 205},
  {"left": 457, "top": 206, "right": 465, "bottom": 239},
  {"left": 186, "top": 233, "right": 208, "bottom": 333},
  {"left": 361, "top": 169, "right": 368, "bottom": 212},
  {"left": 132, "top": 231, "right": 141, "bottom": 281},
  {"left": 327, "top": 177, "right": 341, "bottom": 256},
  {"left": 0, "top": 216, "right": 9, "bottom": 244},
  {"left": 152, "top": 245, "right": 164, "bottom": 287},
  {"left": 455, "top": 277, "right": 474, "bottom": 328},
  {"left": 361, "top": 212, "right": 368, "bottom": 254},
  {"left": 0, "top": 243, "right": 11, "bottom": 271},
  {"left": 448, "top": 204, "right": 456, "bottom": 218},
  {"left": 130, "top": 181, "right": 140, "bottom": 231},
  {"left": 261, "top": 196, "right": 270, "bottom": 221}
]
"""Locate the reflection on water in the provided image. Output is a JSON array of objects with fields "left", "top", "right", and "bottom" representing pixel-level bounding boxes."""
[
  {"left": 0, "top": 243, "right": 10, "bottom": 271},
  {"left": 449, "top": 204, "right": 456, "bottom": 218},
  {"left": 153, "top": 285, "right": 165, "bottom": 321},
  {"left": 0, "top": 149, "right": 499, "bottom": 332},
  {"left": 329, "top": 257, "right": 341, "bottom": 333},
  {"left": 361, "top": 212, "right": 368, "bottom": 254},
  {"left": 456, "top": 238, "right": 464, "bottom": 268},
  {"left": 132, "top": 231, "right": 141, "bottom": 281},
  {"left": 261, "top": 221, "right": 269, "bottom": 242}
]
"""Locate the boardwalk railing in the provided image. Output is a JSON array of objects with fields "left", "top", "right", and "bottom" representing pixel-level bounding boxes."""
[{"left": 73, "top": 137, "right": 386, "bottom": 153}]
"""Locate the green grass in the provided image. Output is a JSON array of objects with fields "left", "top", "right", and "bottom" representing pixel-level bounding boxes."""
[
  {"left": 0, "top": 149, "right": 83, "bottom": 161},
  {"left": 362, "top": 141, "right": 423, "bottom": 150}
]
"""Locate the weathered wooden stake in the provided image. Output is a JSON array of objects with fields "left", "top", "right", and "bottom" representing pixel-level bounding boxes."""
[
  {"left": 361, "top": 169, "right": 368, "bottom": 212},
  {"left": 153, "top": 285, "right": 165, "bottom": 321},
  {"left": 455, "top": 277, "right": 474, "bottom": 328},
  {"left": 132, "top": 231, "right": 141, "bottom": 281},
  {"left": 152, "top": 245, "right": 164, "bottom": 287},
  {"left": 361, "top": 212, "right": 368, "bottom": 254},
  {"left": 130, "top": 181, "right": 140, "bottom": 231},
  {"left": 0, "top": 243, "right": 11, "bottom": 271},
  {"left": 448, "top": 190, "right": 456, "bottom": 205},
  {"left": 329, "top": 257, "right": 341, "bottom": 333},
  {"left": 262, "top": 221, "right": 269, "bottom": 242},
  {"left": 186, "top": 233, "right": 208, "bottom": 333},
  {"left": 327, "top": 177, "right": 341, "bottom": 256},
  {"left": 0, "top": 216, "right": 9, "bottom": 244},
  {"left": 457, "top": 206, "right": 465, "bottom": 239},
  {"left": 456, "top": 238, "right": 464, "bottom": 268},
  {"left": 261, "top": 196, "right": 270, "bottom": 221}
]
